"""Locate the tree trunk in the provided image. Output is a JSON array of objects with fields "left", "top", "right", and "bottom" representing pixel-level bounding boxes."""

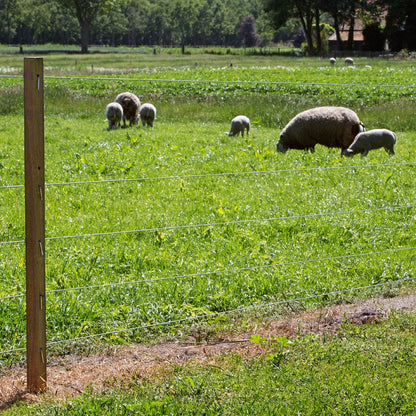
[
  {"left": 347, "top": 15, "right": 354, "bottom": 50},
  {"left": 298, "top": 12, "right": 314, "bottom": 55},
  {"left": 315, "top": 8, "right": 321, "bottom": 54},
  {"left": 333, "top": 14, "right": 344, "bottom": 51},
  {"left": 81, "top": 20, "right": 89, "bottom": 54},
  {"left": 347, "top": 5, "right": 355, "bottom": 51}
]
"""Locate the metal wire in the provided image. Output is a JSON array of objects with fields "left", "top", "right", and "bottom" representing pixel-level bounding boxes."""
[
  {"left": 1, "top": 73, "right": 416, "bottom": 90},
  {"left": 1, "top": 163, "right": 415, "bottom": 191},
  {"left": 44, "top": 203, "right": 416, "bottom": 242},
  {"left": 43, "top": 275, "right": 416, "bottom": 349},
  {"left": 2, "top": 275, "right": 415, "bottom": 356},
  {"left": 44, "top": 75, "right": 416, "bottom": 89},
  {"left": 2, "top": 244, "right": 414, "bottom": 303},
  {"left": 0, "top": 239, "right": 25, "bottom": 246},
  {"left": 44, "top": 246, "right": 416, "bottom": 297},
  {"left": 1, "top": 202, "right": 414, "bottom": 250}
]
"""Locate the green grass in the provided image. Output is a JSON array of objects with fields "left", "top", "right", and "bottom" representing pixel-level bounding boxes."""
[
  {"left": 0, "top": 50, "right": 416, "bottom": 411},
  {"left": 4, "top": 311, "right": 416, "bottom": 415}
]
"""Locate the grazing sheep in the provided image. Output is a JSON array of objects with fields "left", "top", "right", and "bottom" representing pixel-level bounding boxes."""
[
  {"left": 139, "top": 103, "right": 157, "bottom": 127},
  {"left": 345, "top": 57, "right": 354, "bottom": 66},
  {"left": 329, "top": 57, "right": 336, "bottom": 66},
  {"left": 225, "top": 115, "right": 250, "bottom": 137},
  {"left": 105, "top": 102, "right": 123, "bottom": 130},
  {"left": 342, "top": 129, "right": 396, "bottom": 157},
  {"left": 276, "top": 106, "right": 365, "bottom": 154},
  {"left": 115, "top": 92, "right": 141, "bottom": 127}
]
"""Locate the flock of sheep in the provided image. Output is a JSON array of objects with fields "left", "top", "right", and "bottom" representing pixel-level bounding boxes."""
[
  {"left": 106, "top": 92, "right": 156, "bottom": 130},
  {"left": 106, "top": 93, "right": 396, "bottom": 158}
]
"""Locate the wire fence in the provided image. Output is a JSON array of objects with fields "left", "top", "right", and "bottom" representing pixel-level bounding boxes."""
[
  {"left": 1, "top": 75, "right": 415, "bottom": 361},
  {"left": 1, "top": 72, "right": 416, "bottom": 90}
]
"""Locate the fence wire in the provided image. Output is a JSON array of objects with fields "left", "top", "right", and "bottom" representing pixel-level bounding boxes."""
[
  {"left": 1, "top": 275, "right": 415, "bottom": 357},
  {"left": 2, "top": 244, "right": 415, "bottom": 303},
  {"left": 2, "top": 73, "right": 416, "bottom": 90},
  {"left": 1, "top": 162, "right": 415, "bottom": 191},
  {"left": 1, "top": 201, "right": 414, "bottom": 248},
  {"left": 1, "top": 74, "right": 415, "bottom": 360}
]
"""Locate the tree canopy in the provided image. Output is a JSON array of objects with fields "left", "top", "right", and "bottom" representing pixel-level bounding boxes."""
[{"left": 0, "top": 0, "right": 415, "bottom": 53}]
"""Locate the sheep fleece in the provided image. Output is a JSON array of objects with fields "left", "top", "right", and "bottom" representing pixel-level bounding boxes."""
[
  {"left": 342, "top": 129, "right": 396, "bottom": 156},
  {"left": 115, "top": 92, "right": 141, "bottom": 126},
  {"left": 277, "top": 106, "right": 363, "bottom": 152},
  {"left": 226, "top": 115, "right": 250, "bottom": 137},
  {"left": 106, "top": 102, "right": 123, "bottom": 130},
  {"left": 140, "top": 103, "right": 157, "bottom": 126}
]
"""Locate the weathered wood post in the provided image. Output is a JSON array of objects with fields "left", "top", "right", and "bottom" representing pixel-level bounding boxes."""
[{"left": 24, "top": 57, "right": 46, "bottom": 393}]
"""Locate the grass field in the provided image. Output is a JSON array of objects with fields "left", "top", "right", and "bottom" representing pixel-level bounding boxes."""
[{"left": 0, "top": 49, "right": 416, "bottom": 413}]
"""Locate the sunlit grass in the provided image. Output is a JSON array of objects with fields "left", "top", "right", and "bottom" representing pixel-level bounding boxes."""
[
  {"left": 0, "top": 53, "right": 415, "bottom": 364},
  {"left": 4, "top": 312, "right": 416, "bottom": 415}
]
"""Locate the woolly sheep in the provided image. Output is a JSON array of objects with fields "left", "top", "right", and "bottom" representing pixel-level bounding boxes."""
[
  {"left": 105, "top": 102, "right": 123, "bottom": 130},
  {"left": 345, "top": 57, "right": 354, "bottom": 66},
  {"left": 342, "top": 129, "right": 396, "bottom": 157},
  {"left": 225, "top": 115, "right": 250, "bottom": 137},
  {"left": 115, "top": 92, "right": 141, "bottom": 127},
  {"left": 139, "top": 103, "right": 157, "bottom": 127},
  {"left": 276, "top": 106, "right": 365, "bottom": 154},
  {"left": 329, "top": 57, "right": 336, "bottom": 65}
]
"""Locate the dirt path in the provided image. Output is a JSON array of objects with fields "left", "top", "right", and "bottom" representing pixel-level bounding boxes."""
[{"left": 1, "top": 293, "right": 416, "bottom": 409}]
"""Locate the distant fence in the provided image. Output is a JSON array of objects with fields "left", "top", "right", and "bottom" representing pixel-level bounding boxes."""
[{"left": 0, "top": 60, "right": 415, "bottom": 393}]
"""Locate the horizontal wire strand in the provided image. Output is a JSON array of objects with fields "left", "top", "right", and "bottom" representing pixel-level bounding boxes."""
[
  {"left": 2, "top": 245, "right": 415, "bottom": 303},
  {"left": 2, "top": 275, "right": 415, "bottom": 356},
  {"left": 2, "top": 73, "right": 416, "bottom": 90},
  {"left": 41, "top": 275, "right": 416, "bottom": 350},
  {"left": 44, "top": 203, "right": 416, "bottom": 242},
  {"left": 2, "top": 162, "right": 415, "bottom": 190},
  {"left": 1, "top": 203, "right": 415, "bottom": 247},
  {"left": 5, "top": 275, "right": 412, "bottom": 356},
  {"left": 44, "top": 246, "right": 416, "bottom": 296}
]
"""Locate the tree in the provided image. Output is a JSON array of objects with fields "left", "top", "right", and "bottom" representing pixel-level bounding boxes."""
[
  {"left": 261, "top": 0, "right": 322, "bottom": 55},
  {"left": 170, "top": 0, "right": 200, "bottom": 53},
  {"left": 56, "top": 0, "right": 113, "bottom": 53},
  {"left": 382, "top": 0, "right": 416, "bottom": 51},
  {"left": 0, "top": 0, "right": 21, "bottom": 44},
  {"left": 321, "top": 0, "right": 372, "bottom": 51},
  {"left": 238, "top": 16, "right": 260, "bottom": 47}
]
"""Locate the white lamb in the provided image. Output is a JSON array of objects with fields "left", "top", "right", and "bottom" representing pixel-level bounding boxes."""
[
  {"left": 345, "top": 57, "right": 354, "bottom": 66},
  {"left": 140, "top": 103, "right": 157, "bottom": 127},
  {"left": 329, "top": 57, "right": 336, "bottom": 66},
  {"left": 342, "top": 129, "right": 396, "bottom": 157},
  {"left": 225, "top": 115, "right": 250, "bottom": 137},
  {"left": 105, "top": 102, "right": 123, "bottom": 130}
]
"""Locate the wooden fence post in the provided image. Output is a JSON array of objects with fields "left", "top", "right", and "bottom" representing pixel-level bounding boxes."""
[{"left": 24, "top": 57, "right": 46, "bottom": 393}]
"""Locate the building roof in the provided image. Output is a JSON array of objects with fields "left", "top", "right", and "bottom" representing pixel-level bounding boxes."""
[{"left": 328, "top": 30, "right": 364, "bottom": 42}]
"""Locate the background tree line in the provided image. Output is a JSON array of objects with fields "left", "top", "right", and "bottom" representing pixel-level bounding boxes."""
[
  {"left": 0, "top": 0, "right": 274, "bottom": 52},
  {"left": 0, "top": 0, "right": 415, "bottom": 54}
]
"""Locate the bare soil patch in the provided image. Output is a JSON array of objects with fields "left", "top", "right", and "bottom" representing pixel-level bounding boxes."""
[{"left": 1, "top": 293, "right": 416, "bottom": 410}]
